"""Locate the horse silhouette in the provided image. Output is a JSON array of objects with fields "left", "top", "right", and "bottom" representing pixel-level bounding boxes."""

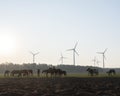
[
  {"left": 106, "top": 69, "right": 116, "bottom": 76},
  {"left": 27, "top": 69, "right": 33, "bottom": 76},
  {"left": 42, "top": 68, "right": 67, "bottom": 77},
  {"left": 86, "top": 68, "right": 99, "bottom": 76},
  {"left": 10, "top": 69, "right": 33, "bottom": 77},
  {"left": 4, "top": 70, "right": 10, "bottom": 77},
  {"left": 11, "top": 70, "right": 22, "bottom": 77},
  {"left": 42, "top": 68, "right": 54, "bottom": 77},
  {"left": 54, "top": 69, "right": 66, "bottom": 76},
  {"left": 58, "top": 70, "right": 67, "bottom": 76}
]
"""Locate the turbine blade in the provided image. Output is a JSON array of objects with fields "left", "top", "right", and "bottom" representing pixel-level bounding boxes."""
[
  {"left": 74, "top": 42, "right": 78, "bottom": 49},
  {"left": 97, "top": 52, "right": 103, "bottom": 54},
  {"left": 75, "top": 50, "right": 79, "bottom": 56},
  {"left": 104, "top": 48, "right": 108, "bottom": 53},
  {"left": 67, "top": 49, "right": 73, "bottom": 51}
]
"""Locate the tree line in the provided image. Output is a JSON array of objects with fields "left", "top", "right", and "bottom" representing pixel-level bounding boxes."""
[{"left": 0, "top": 62, "right": 119, "bottom": 74}]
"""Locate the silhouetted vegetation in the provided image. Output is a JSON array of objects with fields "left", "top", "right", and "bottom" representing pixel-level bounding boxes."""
[{"left": 0, "top": 62, "right": 120, "bottom": 74}]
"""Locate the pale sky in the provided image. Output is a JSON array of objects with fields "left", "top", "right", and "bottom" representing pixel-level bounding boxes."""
[{"left": 0, "top": 0, "right": 120, "bottom": 68}]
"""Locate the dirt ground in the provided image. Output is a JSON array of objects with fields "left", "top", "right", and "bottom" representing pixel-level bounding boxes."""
[{"left": 0, "top": 77, "right": 119, "bottom": 96}]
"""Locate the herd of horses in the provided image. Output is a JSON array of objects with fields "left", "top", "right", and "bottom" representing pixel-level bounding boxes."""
[
  {"left": 42, "top": 67, "right": 66, "bottom": 77},
  {"left": 4, "top": 67, "right": 116, "bottom": 77},
  {"left": 4, "top": 68, "right": 67, "bottom": 77},
  {"left": 4, "top": 69, "right": 33, "bottom": 77},
  {"left": 86, "top": 68, "right": 116, "bottom": 76}
]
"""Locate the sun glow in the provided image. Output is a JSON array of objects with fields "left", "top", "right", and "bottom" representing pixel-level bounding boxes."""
[{"left": 0, "top": 33, "right": 17, "bottom": 55}]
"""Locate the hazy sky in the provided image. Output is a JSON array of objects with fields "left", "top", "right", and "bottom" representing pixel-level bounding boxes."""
[{"left": 0, "top": 0, "right": 120, "bottom": 68}]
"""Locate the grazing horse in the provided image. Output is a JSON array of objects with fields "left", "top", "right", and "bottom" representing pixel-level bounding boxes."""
[
  {"left": 86, "top": 68, "right": 99, "bottom": 76},
  {"left": 55, "top": 69, "right": 61, "bottom": 76},
  {"left": 10, "top": 69, "right": 33, "bottom": 77},
  {"left": 58, "top": 70, "right": 67, "bottom": 76},
  {"left": 54, "top": 69, "right": 67, "bottom": 76},
  {"left": 11, "top": 70, "right": 22, "bottom": 77},
  {"left": 42, "top": 68, "right": 67, "bottom": 77},
  {"left": 27, "top": 69, "right": 33, "bottom": 76},
  {"left": 21, "top": 70, "right": 29, "bottom": 76},
  {"left": 42, "top": 69, "right": 50, "bottom": 77},
  {"left": 42, "top": 68, "right": 55, "bottom": 77},
  {"left": 4, "top": 70, "right": 10, "bottom": 77},
  {"left": 106, "top": 69, "right": 116, "bottom": 76}
]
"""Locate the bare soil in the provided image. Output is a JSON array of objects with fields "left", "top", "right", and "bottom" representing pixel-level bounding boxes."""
[{"left": 0, "top": 77, "right": 119, "bottom": 96}]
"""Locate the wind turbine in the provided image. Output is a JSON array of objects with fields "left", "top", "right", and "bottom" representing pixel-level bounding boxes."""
[
  {"left": 67, "top": 42, "right": 79, "bottom": 66},
  {"left": 92, "top": 57, "right": 96, "bottom": 67},
  {"left": 30, "top": 51, "right": 39, "bottom": 63},
  {"left": 97, "top": 48, "right": 107, "bottom": 68},
  {"left": 59, "top": 53, "right": 66, "bottom": 65},
  {"left": 96, "top": 59, "right": 100, "bottom": 67}
]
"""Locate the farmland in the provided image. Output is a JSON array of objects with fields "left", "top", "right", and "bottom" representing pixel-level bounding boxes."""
[{"left": 0, "top": 74, "right": 119, "bottom": 96}]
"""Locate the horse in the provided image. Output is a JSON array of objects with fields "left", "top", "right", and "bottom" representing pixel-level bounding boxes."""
[
  {"left": 42, "top": 68, "right": 67, "bottom": 77},
  {"left": 27, "top": 69, "right": 33, "bottom": 76},
  {"left": 54, "top": 69, "right": 66, "bottom": 77},
  {"left": 21, "top": 70, "right": 29, "bottom": 77},
  {"left": 42, "top": 68, "right": 55, "bottom": 77},
  {"left": 42, "top": 69, "right": 49, "bottom": 77},
  {"left": 93, "top": 69, "right": 99, "bottom": 75},
  {"left": 10, "top": 69, "right": 33, "bottom": 77},
  {"left": 86, "top": 68, "right": 99, "bottom": 76},
  {"left": 10, "top": 70, "right": 22, "bottom": 77},
  {"left": 106, "top": 69, "right": 116, "bottom": 76},
  {"left": 4, "top": 70, "right": 10, "bottom": 77},
  {"left": 58, "top": 70, "right": 67, "bottom": 76}
]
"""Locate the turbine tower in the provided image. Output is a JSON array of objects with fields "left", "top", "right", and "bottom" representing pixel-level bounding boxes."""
[
  {"left": 67, "top": 42, "right": 79, "bottom": 66},
  {"left": 59, "top": 53, "right": 66, "bottom": 65},
  {"left": 97, "top": 48, "right": 107, "bottom": 68},
  {"left": 30, "top": 51, "right": 39, "bottom": 63}
]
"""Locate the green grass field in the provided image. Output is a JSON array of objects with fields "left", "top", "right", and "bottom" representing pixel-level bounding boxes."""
[
  {"left": 1, "top": 73, "right": 120, "bottom": 78},
  {"left": 66, "top": 73, "right": 120, "bottom": 78}
]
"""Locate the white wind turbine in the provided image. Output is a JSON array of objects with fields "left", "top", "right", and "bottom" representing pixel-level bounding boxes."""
[
  {"left": 67, "top": 42, "right": 79, "bottom": 66},
  {"left": 97, "top": 48, "right": 107, "bottom": 68},
  {"left": 96, "top": 59, "right": 100, "bottom": 67},
  {"left": 59, "top": 53, "right": 66, "bottom": 65},
  {"left": 92, "top": 56, "right": 96, "bottom": 67},
  {"left": 30, "top": 51, "right": 39, "bottom": 63}
]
